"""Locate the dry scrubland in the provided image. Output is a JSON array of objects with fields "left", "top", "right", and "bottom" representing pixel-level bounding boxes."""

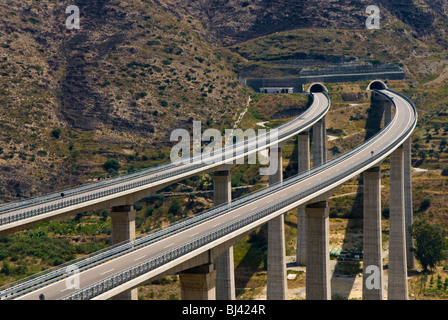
[{"left": 1, "top": 0, "right": 448, "bottom": 300}]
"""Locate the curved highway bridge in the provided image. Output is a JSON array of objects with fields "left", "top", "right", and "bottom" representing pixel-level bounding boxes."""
[{"left": 0, "top": 81, "right": 417, "bottom": 300}]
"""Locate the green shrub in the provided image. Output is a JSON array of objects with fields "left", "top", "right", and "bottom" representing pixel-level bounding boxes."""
[
  {"left": 51, "top": 128, "right": 62, "bottom": 139},
  {"left": 419, "top": 198, "right": 431, "bottom": 212},
  {"left": 441, "top": 167, "right": 448, "bottom": 177},
  {"left": 103, "top": 159, "right": 120, "bottom": 173},
  {"left": 168, "top": 199, "right": 182, "bottom": 216}
]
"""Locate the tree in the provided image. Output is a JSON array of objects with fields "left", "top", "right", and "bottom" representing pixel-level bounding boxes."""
[
  {"left": 418, "top": 150, "right": 427, "bottom": 160},
  {"left": 168, "top": 199, "right": 183, "bottom": 216},
  {"left": 1, "top": 260, "right": 12, "bottom": 275},
  {"left": 442, "top": 167, "right": 448, "bottom": 177},
  {"left": 51, "top": 127, "right": 62, "bottom": 139},
  {"left": 410, "top": 220, "right": 447, "bottom": 271},
  {"left": 102, "top": 159, "right": 120, "bottom": 173},
  {"left": 439, "top": 138, "right": 447, "bottom": 151},
  {"left": 418, "top": 198, "right": 431, "bottom": 212}
]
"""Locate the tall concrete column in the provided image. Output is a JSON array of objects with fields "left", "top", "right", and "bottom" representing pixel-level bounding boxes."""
[
  {"left": 297, "top": 132, "right": 310, "bottom": 266},
  {"left": 362, "top": 167, "right": 384, "bottom": 300},
  {"left": 179, "top": 264, "right": 216, "bottom": 300},
  {"left": 267, "top": 213, "right": 287, "bottom": 300},
  {"left": 298, "top": 132, "right": 310, "bottom": 173},
  {"left": 268, "top": 147, "right": 283, "bottom": 185},
  {"left": 110, "top": 205, "right": 136, "bottom": 244},
  {"left": 388, "top": 146, "right": 409, "bottom": 300},
  {"left": 313, "top": 119, "right": 324, "bottom": 167},
  {"left": 213, "top": 170, "right": 235, "bottom": 300},
  {"left": 213, "top": 170, "right": 231, "bottom": 205},
  {"left": 305, "top": 201, "right": 330, "bottom": 300},
  {"left": 384, "top": 101, "right": 392, "bottom": 126},
  {"left": 322, "top": 117, "right": 327, "bottom": 163},
  {"left": 403, "top": 138, "right": 415, "bottom": 269},
  {"left": 267, "top": 147, "right": 287, "bottom": 300},
  {"left": 110, "top": 205, "right": 137, "bottom": 300}
]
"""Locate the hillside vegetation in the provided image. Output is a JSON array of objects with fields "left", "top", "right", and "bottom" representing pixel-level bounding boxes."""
[
  {"left": 1, "top": 0, "right": 448, "bottom": 300},
  {"left": 0, "top": 0, "right": 250, "bottom": 201}
]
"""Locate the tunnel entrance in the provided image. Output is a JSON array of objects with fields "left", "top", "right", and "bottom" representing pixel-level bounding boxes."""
[
  {"left": 367, "top": 80, "right": 388, "bottom": 90},
  {"left": 308, "top": 83, "right": 328, "bottom": 93}
]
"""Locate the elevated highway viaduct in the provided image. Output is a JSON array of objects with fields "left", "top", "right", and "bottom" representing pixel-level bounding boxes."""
[{"left": 0, "top": 81, "right": 417, "bottom": 300}]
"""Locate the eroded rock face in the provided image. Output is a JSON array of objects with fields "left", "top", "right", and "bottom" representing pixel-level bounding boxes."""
[
  {"left": 154, "top": 0, "right": 439, "bottom": 45},
  {"left": 0, "top": 0, "right": 248, "bottom": 199}
]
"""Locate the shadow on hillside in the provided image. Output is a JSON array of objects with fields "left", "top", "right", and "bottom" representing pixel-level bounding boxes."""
[{"left": 234, "top": 226, "right": 268, "bottom": 297}]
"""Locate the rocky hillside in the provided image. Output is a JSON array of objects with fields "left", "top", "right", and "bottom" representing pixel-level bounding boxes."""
[
  {"left": 2, "top": 0, "right": 448, "bottom": 202},
  {"left": 0, "top": 0, "right": 249, "bottom": 201},
  {"left": 154, "top": 0, "right": 447, "bottom": 45}
]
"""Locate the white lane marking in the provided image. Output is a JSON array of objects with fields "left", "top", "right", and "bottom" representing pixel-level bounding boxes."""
[
  {"left": 267, "top": 200, "right": 273, "bottom": 204},
  {"left": 164, "top": 243, "right": 175, "bottom": 248},
  {"left": 135, "top": 255, "right": 147, "bottom": 261},
  {"left": 213, "top": 223, "right": 221, "bottom": 227},
  {"left": 100, "top": 269, "right": 114, "bottom": 276},
  {"left": 190, "top": 232, "right": 199, "bottom": 238},
  {"left": 251, "top": 207, "right": 258, "bottom": 211}
]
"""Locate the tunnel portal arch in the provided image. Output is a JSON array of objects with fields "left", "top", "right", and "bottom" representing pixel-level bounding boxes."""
[
  {"left": 367, "top": 80, "right": 388, "bottom": 91},
  {"left": 308, "top": 83, "right": 328, "bottom": 93}
]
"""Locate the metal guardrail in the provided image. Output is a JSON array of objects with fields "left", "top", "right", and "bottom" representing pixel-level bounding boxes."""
[
  {"left": 1, "top": 89, "right": 417, "bottom": 300},
  {"left": 0, "top": 93, "right": 330, "bottom": 227},
  {"left": 0, "top": 89, "right": 416, "bottom": 300},
  {"left": 0, "top": 93, "right": 330, "bottom": 299},
  {"left": 60, "top": 89, "right": 417, "bottom": 300},
  {"left": 58, "top": 89, "right": 416, "bottom": 300}
]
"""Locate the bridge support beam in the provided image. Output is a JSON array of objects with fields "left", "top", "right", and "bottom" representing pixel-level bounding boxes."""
[
  {"left": 305, "top": 201, "right": 330, "bottom": 300},
  {"left": 322, "top": 117, "right": 327, "bottom": 163},
  {"left": 213, "top": 170, "right": 235, "bottom": 300},
  {"left": 110, "top": 205, "right": 137, "bottom": 300},
  {"left": 214, "top": 170, "right": 232, "bottom": 205},
  {"left": 312, "top": 118, "right": 326, "bottom": 167},
  {"left": 179, "top": 264, "right": 217, "bottom": 300},
  {"left": 384, "top": 101, "right": 392, "bottom": 126},
  {"left": 403, "top": 138, "right": 415, "bottom": 270},
  {"left": 267, "top": 147, "right": 287, "bottom": 300},
  {"left": 388, "top": 146, "right": 409, "bottom": 300},
  {"left": 362, "top": 167, "right": 384, "bottom": 300},
  {"left": 297, "top": 132, "right": 310, "bottom": 266}
]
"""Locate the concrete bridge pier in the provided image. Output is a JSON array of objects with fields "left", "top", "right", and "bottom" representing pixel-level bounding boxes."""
[
  {"left": 296, "top": 131, "right": 310, "bottom": 266},
  {"left": 110, "top": 205, "right": 137, "bottom": 300},
  {"left": 179, "top": 264, "right": 217, "bottom": 300},
  {"left": 305, "top": 201, "right": 330, "bottom": 300},
  {"left": 267, "top": 146, "right": 287, "bottom": 300},
  {"left": 213, "top": 170, "right": 236, "bottom": 300},
  {"left": 362, "top": 167, "right": 384, "bottom": 300},
  {"left": 388, "top": 146, "right": 409, "bottom": 300},
  {"left": 312, "top": 119, "right": 325, "bottom": 167},
  {"left": 322, "top": 117, "right": 327, "bottom": 163},
  {"left": 384, "top": 101, "right": 392, "bottom": 125},
  {"left": 403, "top": 138, "right": 415, "bottom": 270}
]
